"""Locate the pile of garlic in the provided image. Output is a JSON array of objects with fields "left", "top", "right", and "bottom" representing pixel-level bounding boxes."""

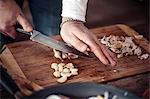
[
  {"left": 100, "top": 35, "right": 149, "bottom": 59},
  {"left": 51, "top": 63, "right": 78, "bottom": 83}
]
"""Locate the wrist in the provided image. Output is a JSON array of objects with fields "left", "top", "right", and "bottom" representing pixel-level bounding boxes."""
[{"left": 61, "top": 17, "right": 84, "bottom": 28}]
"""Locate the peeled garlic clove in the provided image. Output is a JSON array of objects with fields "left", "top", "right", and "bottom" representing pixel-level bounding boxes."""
[
  {"left": 58, "top": 63, "right": 65, "bottom": 72},
  {"left": 58, "top": 63, "right": 65, "bottom": 67},
  {"left": 53, "top": 49, "right": 62, "bottom": 59},
  {"left": 134, "top": 47, "right": 142, "bottom": 56},
  {"left": 65, "top": 63, "right": 74, "bottom": 69},
  {"left": 71, "top": 71, "right": 78, "bottom": 75},
  {"left": 58, "top": 65, "right": 63, "bottom": 72},
  {"left": 134, "top": 35, "right": 143, "bottom": 39},
  {"left": 63, "top": 68, "right": 70, "bottom": 73},
  {"left": 139, "top": 53, "right": 149, "bottom": 60},
  {"left": 117, "top": 54, "right": 123, "bottom": 58},
  {"left": 61, "top": 72, "right": 72, "bottom": 77},
  {"left": 62, "top": 52, "right": 68, "bottom": 59},
  {"left": 53, "top": 71, "right": 61, "bottom": 78},
  {"left": 57, "top": 76, "right": 67, "bottom": 83},
  {"left": 70, "top": 68, "right": 78, "bottom": 72},
  {"left": 51, "top": 63, "right": 58, "bottom": 71}
]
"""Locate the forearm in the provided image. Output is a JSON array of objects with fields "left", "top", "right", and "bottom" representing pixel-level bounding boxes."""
[{"left": 61, "top": 0, "right": 88, "bottom": 22}]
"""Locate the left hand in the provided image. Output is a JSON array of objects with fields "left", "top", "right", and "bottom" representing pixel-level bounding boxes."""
[{"left": 60, "top": 21, "right": 116, "bottom": 66}]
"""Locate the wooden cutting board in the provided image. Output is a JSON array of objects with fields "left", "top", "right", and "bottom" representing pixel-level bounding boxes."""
[{"left": 1, "top": 24, "right": 150, "bottom": 91}]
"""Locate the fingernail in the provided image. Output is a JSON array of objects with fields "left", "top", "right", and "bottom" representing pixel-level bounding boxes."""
[{"left": 86, "top": 48, "right": 91, "bottom": 51}]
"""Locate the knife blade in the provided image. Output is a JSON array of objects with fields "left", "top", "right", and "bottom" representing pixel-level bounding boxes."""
[{"left": 16, "top": 28, "right": 90, "bottom": 58}]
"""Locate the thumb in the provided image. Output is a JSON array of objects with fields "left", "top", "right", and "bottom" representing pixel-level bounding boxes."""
[{"left": 17, "top": 14, "right": 33, "bottom": 32}]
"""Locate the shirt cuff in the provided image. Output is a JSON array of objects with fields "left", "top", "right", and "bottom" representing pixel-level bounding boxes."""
[{"left": 61, "top": 0, "right": 88, "bottom": 22}]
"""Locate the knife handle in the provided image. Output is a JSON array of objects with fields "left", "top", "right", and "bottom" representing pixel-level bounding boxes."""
[{"left": 16, "top": 28, "right": 33, "bottom": 36}]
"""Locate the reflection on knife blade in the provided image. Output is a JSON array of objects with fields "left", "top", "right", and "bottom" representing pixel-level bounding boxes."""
[{"left": 17, "top": 28, "right": 90, "bottom": 58}]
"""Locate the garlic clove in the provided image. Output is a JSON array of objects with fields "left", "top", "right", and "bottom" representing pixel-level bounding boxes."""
[
  {"left": 53, "top": 71, "right": 61, "bottom": 78},
  {"left": 57, "top": 76, "right": 67, "bottom": 83}
]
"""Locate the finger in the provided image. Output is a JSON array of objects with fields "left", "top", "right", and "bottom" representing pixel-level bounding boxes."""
[
  {"left": 62, "top": 31, "right": 88, "bottom": 52},
  {"left": 104, "top": 45, "right": 117, "bottom": 61},
  {"left": 100, "top": 44, "right": 117, "bottom": 66},
  {"left": 90, "top": 33, "right": 117, "bottom": 66},
  {"left": 91, "top": 44, "right": 109, "bottom": 65},
  {"left": 5, "top": 26, "right": 17, "bottom": 39},
  {"left": 72, "top": 29, "right": 109, "bottom": 65},
  {"left": 17, "top": 14, "right": 33, "bottom": 32}
]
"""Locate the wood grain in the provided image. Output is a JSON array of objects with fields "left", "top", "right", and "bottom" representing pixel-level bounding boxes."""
[
  {"left": 1, "top": 24, "right": 150, "bottom": 89},
  {"left": 0, "top": 45, "right": 43, "bottom": 95}
]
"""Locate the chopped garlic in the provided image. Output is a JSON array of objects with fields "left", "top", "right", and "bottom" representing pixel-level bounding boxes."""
[
  {"left": 100, "top": 35, "right": 149, "bottom": 60},
  {"left": 139, "top": 53, "right": 149, "bottom": 60},
  {"left": 134, "top": 47, "right": 142, "bottom": 56},
  {"left": 134, "top": 35, "right": 143, "bottom": 39}
]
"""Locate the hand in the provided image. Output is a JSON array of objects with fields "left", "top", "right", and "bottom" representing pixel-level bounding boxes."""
[
  {"left": 61, "top": 21, "right": 116, "bottom": 66},
  {"left": 0, "top": 0, "right": 33, "bottom": 38}
]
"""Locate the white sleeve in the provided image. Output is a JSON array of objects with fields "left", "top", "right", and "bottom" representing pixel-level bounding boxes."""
[{"left": 61, "top": 0, "right": 88, "bottom": 22}]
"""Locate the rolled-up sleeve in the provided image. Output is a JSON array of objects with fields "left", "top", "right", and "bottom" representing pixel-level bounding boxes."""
[{"left": 61, "top": 0, "right": 88, "bottom": 22}]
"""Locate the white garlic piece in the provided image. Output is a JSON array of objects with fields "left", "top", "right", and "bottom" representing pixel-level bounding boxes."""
[
  {"left": 58, "top": 63, "right": 65, "bottom": 72},
  {"left": 51, "top": 63, "right": 58, "bottom": 71},
  {"left": 134, "top": 35, "right": 143, "bottom": 39},
  {"left": 117, "top": 54, "right": 123, "bottom": 58},
  {"left": 70, "top": 68, "right": 78, "bottom": 72},
  {"left": 134, "top": 47, "right": 142, "bottom": 56},
  {"left": 139, "top": 53, "right": 149, "bottom": 60},
  {"left": 60, "top": 72, "right": 72, "bottom": 77},
  {"left": 53, "top": 71, "right": 61, "bottom": 78},
  {"left": 62, "top": 52, "right": 68, "bottom": 59},
  {"left": 53, "top": 49, "right": 62, "bottom": 59},
  {"left": 65, "top": 63, "right": 74, "bottom": 69},
  {"left": 57, "top": 76, "right": 67, "bottom": 83},
  {"left": 63, "top": 68, "right": 70, "bottom": 73},
  {"left": 71, "top": 71, "right": 78, "bottom": 75}
]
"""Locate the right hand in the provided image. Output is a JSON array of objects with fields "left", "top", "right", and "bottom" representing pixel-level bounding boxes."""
[{"left": 0, "top": 0, "right": 33, "bottom": 39}]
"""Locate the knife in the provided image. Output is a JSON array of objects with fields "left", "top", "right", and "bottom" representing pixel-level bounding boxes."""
[{"left": 16, "top": 28, "right": 90, "bottom": 58}]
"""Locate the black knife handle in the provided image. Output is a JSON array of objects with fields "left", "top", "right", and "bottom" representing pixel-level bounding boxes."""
[{"left": 0, "top": 65, "right": 21, "bottom": 97}]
